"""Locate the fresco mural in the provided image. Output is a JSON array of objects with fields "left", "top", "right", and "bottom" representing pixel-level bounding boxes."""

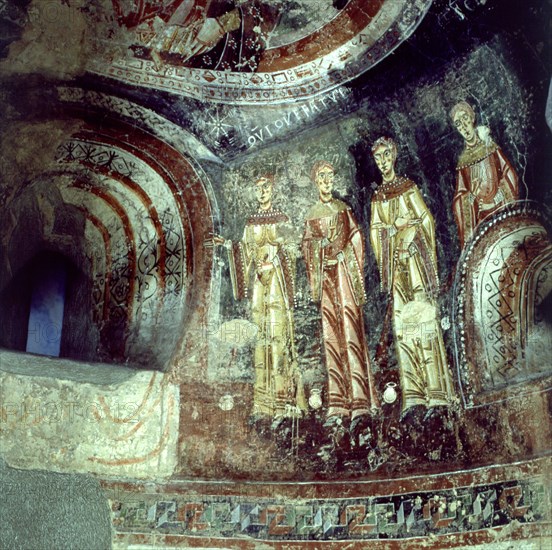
[
  {"left": 91, "top": 0, "right": 435, "bottom": 102},
  {"left": 454, "top": 203, "right": 552, "bottom": 407},
  {"left": 113, "top": 0, "right": 279, "bottom": 72},
  {"left": 0, "top": 0, "right": 551, "bottom": 548},
  {"left": 451, "top": 100, "right": 520, "bottom": 248},
  {"left": 370, "top": 137, "right": 456, "bottom": 416},
  {"left": 184, "top": 95, "right": 549, "bottom": 481}
]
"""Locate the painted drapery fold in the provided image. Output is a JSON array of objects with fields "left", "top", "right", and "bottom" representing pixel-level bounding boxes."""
[
  {"left": 371, "top": 178, "right": 455, "bottom": 412},
  {"left": 303, "top": 199, "right": 378, "bottom": 419},
  {"left": 227, "top": 210, "right": 306, "bottom": 418},
  {"left": 453, "top": 135, "right": 519, "bottom": 248}
]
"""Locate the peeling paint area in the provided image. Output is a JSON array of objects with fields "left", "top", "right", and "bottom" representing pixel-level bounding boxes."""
[{"left": 0, "top": 0, "right": 550, "bottom": 548}]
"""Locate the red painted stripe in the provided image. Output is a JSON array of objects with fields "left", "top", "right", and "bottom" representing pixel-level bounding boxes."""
[
  {"left": 259, "top": 0, "right": 386, "bottom": 71},
  {"left": 74, "top": 129, "right": 194, "bottom": 279},
  {"left": 59, "top": 107, "right": 214, "bottom": 376},
  {"left": 99, "top": 456, "right": 549, "bottom": 500},
  {"left": 69, "top": 157, "right": 167, "bottom": 293},
  {"left": 72, "top": 120, "right": 214, "bottom": 345},
  {"left": 76, "top": 208, "right": 112, "bottom": 321},
  {"left": 70, "top": 179, "right": 136, "bottom": 327}
]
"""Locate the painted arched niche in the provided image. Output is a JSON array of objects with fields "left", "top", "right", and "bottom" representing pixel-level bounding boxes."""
[
  {"left": 0, "top": 108, "right": 216, "bottom": 371},
  {"left": 453, "top": 202, "right": 552, "bottom": 407}
]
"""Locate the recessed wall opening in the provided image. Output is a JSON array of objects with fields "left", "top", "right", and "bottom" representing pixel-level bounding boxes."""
[
  {"left": 26, "top": 254, "right": 67, "bottom": 357},
  {"left": 0, "top": 251, "right": 99, "bottom": 362}
]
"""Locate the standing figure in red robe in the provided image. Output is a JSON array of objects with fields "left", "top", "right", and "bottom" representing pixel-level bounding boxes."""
[
  {"left": 302, "top": 161, "right": 379, "bottom": 429},
  {"left": 451, "top": 101, "right": 519, "bottom": 249}
]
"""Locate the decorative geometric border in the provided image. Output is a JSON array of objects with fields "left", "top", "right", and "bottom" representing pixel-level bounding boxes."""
[
  {"left": 108, "top": 480, "right": 546, "bottom": 541},
  {"left": 89, "top": 0, "right": 433, "bottom": 105},
  {"left": 102, "top": 458, "right": 551, "bottom": 543}
]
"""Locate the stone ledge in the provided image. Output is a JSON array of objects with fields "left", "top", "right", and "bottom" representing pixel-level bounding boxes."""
[
  {"left": 0, "top": 350, "right": 180, "bottom": 480},
  {"left": 0, "top": 348, "right": 137, "bottom": 385}
]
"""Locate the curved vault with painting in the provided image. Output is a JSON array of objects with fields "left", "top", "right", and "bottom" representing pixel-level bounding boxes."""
[{"left": 0, "top": 0, "right": 550, "bottom": 548}]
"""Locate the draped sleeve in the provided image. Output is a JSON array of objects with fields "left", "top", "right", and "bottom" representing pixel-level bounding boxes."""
[
  {"left": 453, "top": 168, "right": 473, "bottom": 249},
  {"left": 301, "top": 218, "right": 323, "bottom": 303},
  {"left": 370, "top": 198, "right": 393, "bottom": 293},
  {"left": 342, "top": 209, "right": 367, "bottom": 306},
  {"left": 275, "top": 219, "right": 297, "bottom": 310},
  {"left": 495, "top": 148, "right": 519, "bottom": 203},
  {"left": 404, "top": 186, "right": 440, "bottom": 290},
  {"left": 227, "top": 224, "right": 254, "bottom": 300}
]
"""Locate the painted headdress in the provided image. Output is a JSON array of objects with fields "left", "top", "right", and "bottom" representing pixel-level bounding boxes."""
[
  {"left": 371, "top": 136, "right": 397, "bottom": 155},
  {"left": 255, "top": 174, "right": 275, "bottom": 186}
]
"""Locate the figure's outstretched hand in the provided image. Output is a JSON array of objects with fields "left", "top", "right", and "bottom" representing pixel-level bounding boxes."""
[{"left": 204, "top": 232, "right": 225, "bottom": 248}]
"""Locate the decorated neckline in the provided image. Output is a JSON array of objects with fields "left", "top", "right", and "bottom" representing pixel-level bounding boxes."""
[
  {"left": 306, "top": 198, "right": 349, "bottom": 220},
  {"left": 246, "top": 209, "right": 288, "bottom": 225},
  {"left": 373, "top": 176, "right": 414, "bottom": 201},
  {"left": 381, "top": 176, "right": 405, "bottom": 188},
  {"left": 456, "top": 139, "right": 499, "bottom": 170}
]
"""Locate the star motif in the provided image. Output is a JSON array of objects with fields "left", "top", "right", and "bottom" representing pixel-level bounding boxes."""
[{"left": 205, "top": 108, "right": 234, "bottom": 140}]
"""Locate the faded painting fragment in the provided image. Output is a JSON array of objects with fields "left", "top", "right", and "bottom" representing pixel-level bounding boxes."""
[
  {"left": 370, "top": 137, "right": 456, "bottom": 416},
  {"left": 451, "top": 100, "right": 520, "bottom": 249}
]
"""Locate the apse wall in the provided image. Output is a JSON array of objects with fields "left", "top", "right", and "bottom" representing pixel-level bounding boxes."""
[{"left": 0, "top": 0, "right": 550, "bottom": 549}]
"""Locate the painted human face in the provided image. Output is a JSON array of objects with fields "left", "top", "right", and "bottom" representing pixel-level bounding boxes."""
[
  {"left": 372, "top": 144, "right": 396, "bottom": 180},
  {"left": 315, "top": 166, "right": 334, "bottom": 200},
  {"left": 453, "top": 110, "right": 477, "bottom": 144},
  {"left": 255, "top": 178, "right": 273, "bottom": 209}
]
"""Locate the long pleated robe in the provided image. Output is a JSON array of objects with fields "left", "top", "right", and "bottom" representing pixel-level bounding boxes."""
[
  {"left": 370, "top": 178, "right": 456, "bottom": 413},
  {"left": 453, "top": 136, "right": 519, "bottom": 249},
  {"left": 302, "top": 199, "right": 379, "bottom": 420},
  {"left": 227, "top": 209, "right": 307, "bottom": 418}
]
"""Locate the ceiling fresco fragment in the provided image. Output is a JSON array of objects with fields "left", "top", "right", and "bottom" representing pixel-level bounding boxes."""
[
  {"left": 94, "top": 0, "right": 433, "bottom": 103},
  {"left": 0, "top": 0, "right": 551, "bottom": 549}
]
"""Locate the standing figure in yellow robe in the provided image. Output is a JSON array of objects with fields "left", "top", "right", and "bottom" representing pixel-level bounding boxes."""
[
  {"left": 370, "top": 137, "right": 456, "bottom": 415},
  {"left": 207, "top": 176, "right": 306, "bottom": 420}
]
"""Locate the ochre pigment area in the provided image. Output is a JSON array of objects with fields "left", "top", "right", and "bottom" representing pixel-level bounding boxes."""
[{"left": 0, "top": 0, "right": 550, "bottom": 548}]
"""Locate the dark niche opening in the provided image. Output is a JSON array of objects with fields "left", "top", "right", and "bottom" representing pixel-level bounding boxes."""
[
  {"left": 0, "top": 251, "right": 100, "bottom": 362},
  {"left": 26, "top": 254, "right": 67, "bottom": 357}
]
